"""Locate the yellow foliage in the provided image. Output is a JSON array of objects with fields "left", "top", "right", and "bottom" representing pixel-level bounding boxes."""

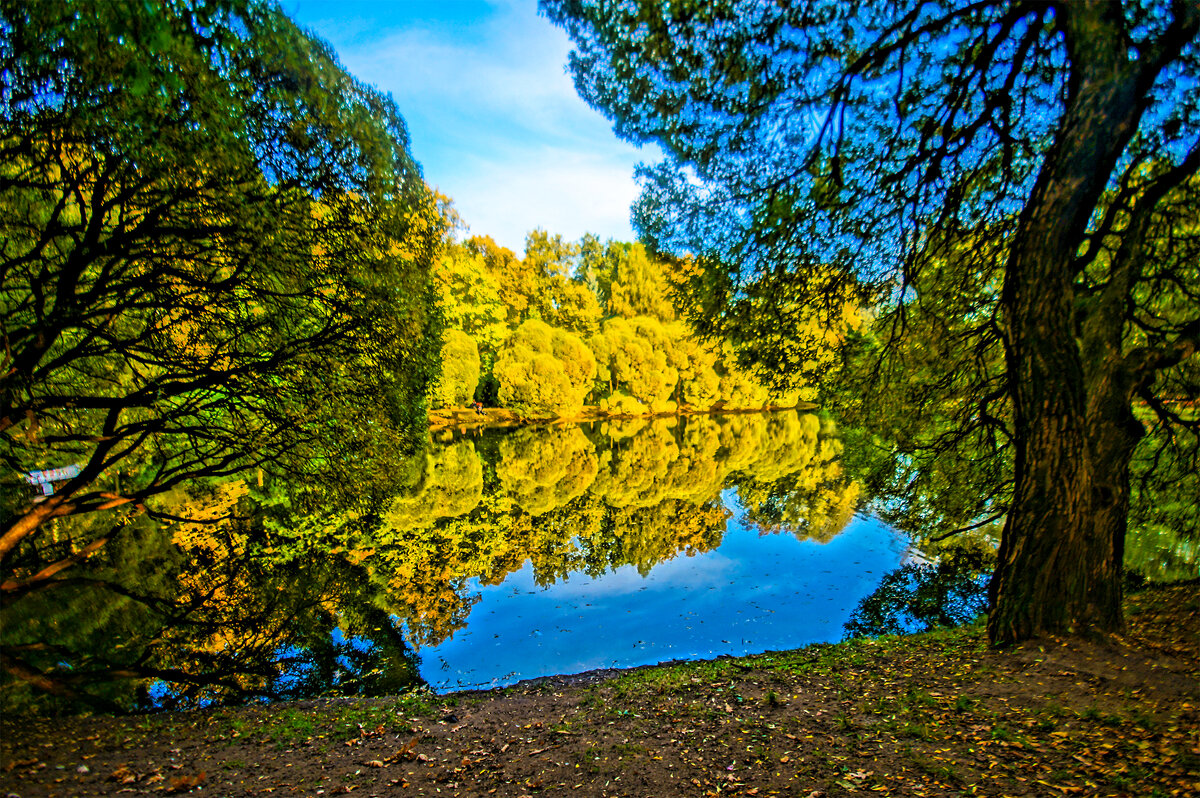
[
  {"left": 162, "top": 480, "right": 250, "bottom": 551},
  {"left": 606, "top": 242, "right": 677, "bottom": 322},
  {"left": 670, "top": 326, "right": 722, "bottom": 408},
  {"left": 495, "top": 319, "right": 596, "bottom": 417},
  {"left": 465, "top": 235, "right": 540, "bottom": 326},
  {"left": 599, "top": 392, "right": 648, "bottom": 416},
  {"left": 498, "top": 426, "right": 599, "bottom": 515},
  {"left": 591, "top": 419, "right": 682, "bottom": 508},
  {"left": 717, "top": 342, "right": 773, "bottom": 409},
  {"left": 433, "top": 248, "right": 508, "bottom": 351},
  {"left": 431, "top": 330, "right": 480, "bottom": 408},
  {"left": 591, "top": 316, "right": 678, "bottom": 411},
  {"left": 380, "top": 441, "right": 485, "bottom": 531}
]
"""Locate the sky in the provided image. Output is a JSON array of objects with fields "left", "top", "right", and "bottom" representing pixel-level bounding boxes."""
[{"left": 285, "top": 0, "right": 656, "bottom": 256}]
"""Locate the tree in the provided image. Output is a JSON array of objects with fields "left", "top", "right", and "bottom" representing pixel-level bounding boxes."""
[
  {"left": 430, "top": 330, "right": 481, "bottom": 409},
  {"left": 493, "top": 319, "right": 596, "bottom": 417},
  {"left": 465, "top": 235, "right": 542, "bottom": 327},
  {"left": 843, "top": 546, "right": 992, "bottom": 639},
  {"left": 433, "top": 245, "right": 508, "bottom": 353},
  {"left": 498, "top": 426, "right": 600, "bottom": 515},
  {"left": 544, "top": 0, "right": 1200, "bottom": 643},
  {"left": 598, "top": 240, "right": 678, "bottom": 322},
  {"left": 590, "top": 316, "right": 678, "bottom": 413},
  {"left": 525, "top": 230, "right": 605, "bottom": 335},
  {"left": 0, "top": 1, "right": 443, "bottom": 597},
  {"left": 672, "top": 329, "right": 722, "bottom": 408}
]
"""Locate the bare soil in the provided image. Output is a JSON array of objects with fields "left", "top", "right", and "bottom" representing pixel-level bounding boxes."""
[{"left": 3, "top": 583, "right": 1197, "bottom": 798}]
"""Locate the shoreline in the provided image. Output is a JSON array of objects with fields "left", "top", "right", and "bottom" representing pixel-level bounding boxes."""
[
  {"left": 2, "top": 582, "right": 1195, "bottom": 798},
  {"left": 427, "top": 402, "right": 820, "bottom": 433}
]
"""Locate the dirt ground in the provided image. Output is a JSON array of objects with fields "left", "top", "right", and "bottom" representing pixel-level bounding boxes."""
[{"left": 2, "top": 583, "right": 1197, "bottom": 798}]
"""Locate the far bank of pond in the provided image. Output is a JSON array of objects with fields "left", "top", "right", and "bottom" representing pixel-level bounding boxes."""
[{"left": 426, "top": 401, "right": 820, "bottom": 432}]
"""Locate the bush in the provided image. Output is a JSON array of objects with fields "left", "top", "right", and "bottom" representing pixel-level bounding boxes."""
[
  {"left": 494, "top": 320, "right": 596, "bottom": 417},
  {"left": 431, "top": 330, "right": 481, "bottom": 408}
]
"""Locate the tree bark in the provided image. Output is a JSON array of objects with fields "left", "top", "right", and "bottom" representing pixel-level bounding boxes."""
[{"left": 988, "top": 1, "right": 1148, "bottom": 644}]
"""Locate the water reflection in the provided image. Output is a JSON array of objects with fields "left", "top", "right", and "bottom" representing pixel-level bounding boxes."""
[
  {"left": 364, "top": 412, "right": 862, "bottom": 651},
  {"left": 2, "top": 410, "right": 873, "bottom": 712},
  {"left": 423, "top": 514, "right": 906, "bottom": 692},
  {"left": 1, "top": 490, "right": 421, "bottom": 713}
]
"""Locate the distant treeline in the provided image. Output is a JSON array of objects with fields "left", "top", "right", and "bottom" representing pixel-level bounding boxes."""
[{"left": 430, "top": 228, "right": 852, "bottom": 418}]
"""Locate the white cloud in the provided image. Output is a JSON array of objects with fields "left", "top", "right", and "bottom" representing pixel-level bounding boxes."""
[
  {"left": 289, "top": 0, "right": 658, "bottom": 254},
  {"left": 442, "top": 145, "right": 643, "bottom": 250}
]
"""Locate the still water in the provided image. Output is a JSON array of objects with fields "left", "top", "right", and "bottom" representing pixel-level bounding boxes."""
[
  {"left": 420, "top": 508, "right": 906, "bottom": 691},
  {"left": 6, "top": 409, "right": 1191, "bottom": 712},
  {"left": 378, "top": 411, "right": 908, "bottom": 690},
  {"left": 3, "top": 411, "right": 907, "bottom": 711}
]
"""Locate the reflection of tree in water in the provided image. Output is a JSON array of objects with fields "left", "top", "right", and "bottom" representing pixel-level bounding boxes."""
[
  {"left": 587, "top": 500, "right": 730, "bottom": 576},
  {"left": 498, "top": 426, "right": 599, "bottom": 515},
  {"left": 593, "top": 420, "right": 681, "bottom": 507},
  {"left": 731, "top": 415, "right": 861, "bottom": 543},
  {"left": 381, "top": 440, "right": 485, "bottom": 529},
  {"left": 1124, "top": 526, "right": 1199, "bottom": 583},
  {"left": 1, "top": 483, "right": 420, "bottom": 714},
  {"left": 843, "top": 547, "right": 992, "bottom": 639},
  {"left": 362, "top": 411, "right": 860, "bottom": 649}
]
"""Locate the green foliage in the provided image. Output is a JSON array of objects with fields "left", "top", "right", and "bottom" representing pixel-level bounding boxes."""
[
  {"left": 0, "top": 0, "right": 443, "bottom": 563},
  {"left": 1, "top": 480, "right": 422, "bottom": 714},
  {"left": 0, "top": 0, "right": 446, "bottom": 701},
  {"left": 844, "top": 547, "right": 993, "bottom": 639},
  {"left": 825, "top": 232, "right": 1010, "bottom": 543},
  {"left": 543, "top": 0, "right": 1200, "bottom": 642},
  {"left": 431, "top": 330, "right": 481, "bottom": 409}
]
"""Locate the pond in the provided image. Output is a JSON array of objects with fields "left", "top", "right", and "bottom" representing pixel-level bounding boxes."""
[
  {"left": 374, "top": 411, "right": 910, "bottom": 692},
  {"left": 6, "top": 410, "right": 1189, "bottom": 712},
  {"left": 6, "top": 410, "right": 915, "bottom": 711},
  {"left": 419, "top": 506, "right": 905, "bottom": 692}
]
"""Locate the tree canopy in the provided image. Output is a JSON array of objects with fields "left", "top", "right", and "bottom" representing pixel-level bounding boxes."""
[
  {"left": 0, "top": 0, "right": 443, "bottom": 597},
  {"left": 543, "top": 0, "right": 1200, "bottom": 643}
]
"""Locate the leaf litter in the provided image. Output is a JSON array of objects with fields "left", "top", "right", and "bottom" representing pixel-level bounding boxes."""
[{"left": 1, "top": 583, "right": 1196, "bottom": 797}]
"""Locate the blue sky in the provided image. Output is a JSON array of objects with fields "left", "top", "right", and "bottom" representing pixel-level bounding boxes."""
[{"left": 285, "top": 0, "right": 655, "bottom": 255}]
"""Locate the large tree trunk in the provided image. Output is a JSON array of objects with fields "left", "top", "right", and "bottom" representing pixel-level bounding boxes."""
[
  {"left": 988, "top": 267, "right": 1108, "bottom": 643},
  {"left": 987, "top": 1, "right": 1151, "bottom": 645},
  {"left": 988, "top": 338, "right": 1143, "bottom": 643}
]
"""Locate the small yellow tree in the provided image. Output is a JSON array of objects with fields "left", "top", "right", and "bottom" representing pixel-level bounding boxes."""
[
  {"left": 431, "top": 330, "right": 481, "bottom": 408},
  {"left": 494, "top": 319, "right": 596, "bottom": 417}
]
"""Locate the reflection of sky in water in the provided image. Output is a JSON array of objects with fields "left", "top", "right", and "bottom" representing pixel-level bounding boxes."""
[{"left": 417, "top": 492, "right": 908, "bottom": 692}]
